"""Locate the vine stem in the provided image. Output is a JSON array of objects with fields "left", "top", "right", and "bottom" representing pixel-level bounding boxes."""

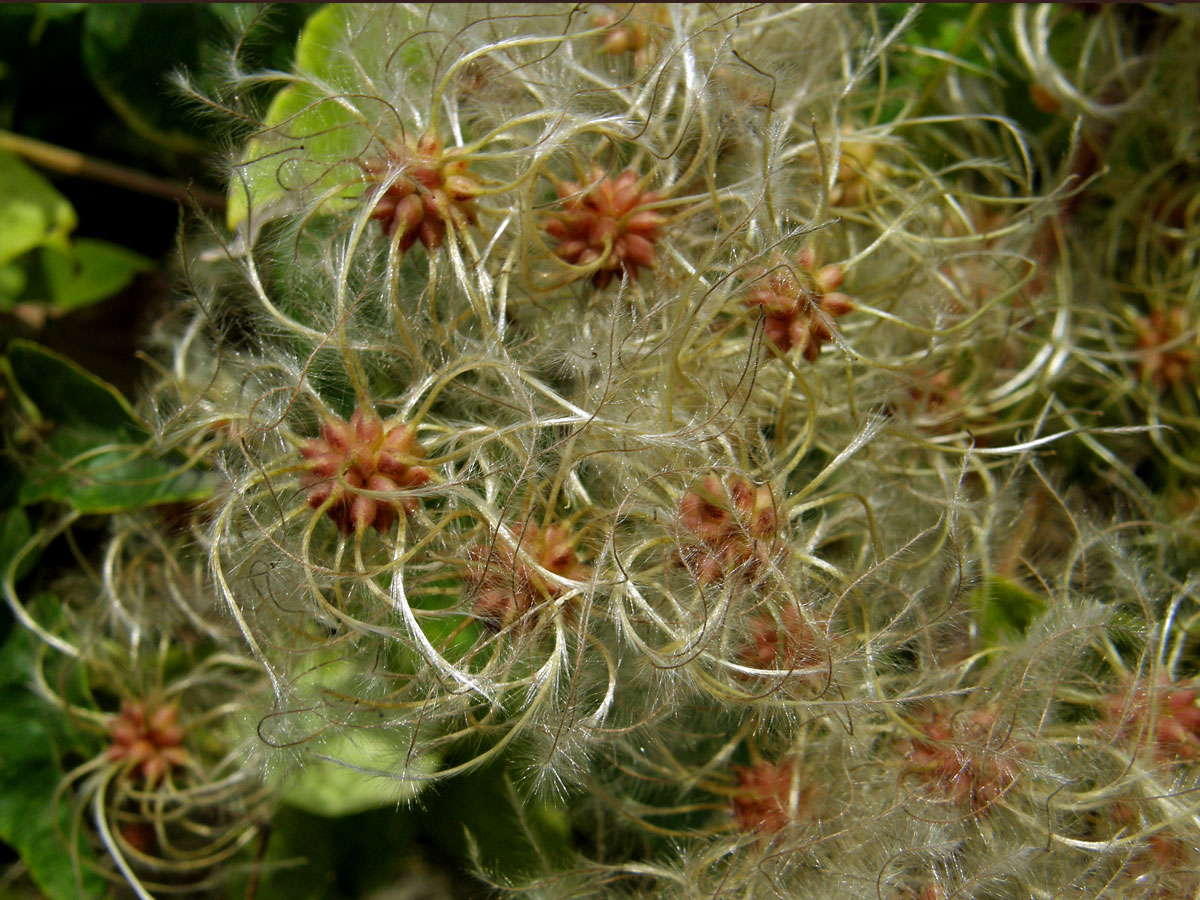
[
  {"left": 243, "top": 822, "right": 271, "bottom": 900},
  {"left": 0, "top": 129, "right": 226, "bottom": 211}
]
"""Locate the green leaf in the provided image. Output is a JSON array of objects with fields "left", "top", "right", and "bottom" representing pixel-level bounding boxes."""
[
  {"left": 29, "top": 3, "right": 85, "bottom": 41},
  {"left": 227, "top": 4, "right": 430, "bottom": 229},
  {"left": 423, "top": 762, "right": 573, "bottom": 880},
  {"left": 6, "top": 339, "right": 143, "bottom": 435},
  {"left": 0, "top": 261, "right": 28, "bottom": 307},
  {"left": 268, "top": 651, "right": 439, "bottom": 817},
  {"left": 282, "top": 730, "right": 440, "bottom": 818},
  {"left": 0, "top": 693, "right": 108, "bottom": 900},
  {"left": 206, "top": 3, "right": 270, "bottom": 31},
  {"left": 0, "top": 609, "right": 107, "bottom": 900},
  {"left": 80, "top": 4, "right": 226, "bottom": 154},
  {"left": 16, "top": 431, "right": 210, "bottom": 514},
  {"left": 0, "top": 148, "right": 76, "bottom": 265},
  {"left": 422, "top": 612, "right": 483, "bottom": 663},
  {"left": 5, "top": 341, "right": 211, "bottom": 513},
  {"left": 0, "top": 506, "right": 37, "bottom": 585},
  {"left": 969, "top": 577, "right": 1047, "bottom": 647},
  {"left": 226, "top": 803, "right": 421, "bottom": 900},
  {"left": 226, "top": 81, "right": 365, "bottom": 230},
  {"left": 40, "top": 238, "right": 151, "bottom": 310},
  {"left": 207, "top": 4, "right": 317, "bottom": 70}
]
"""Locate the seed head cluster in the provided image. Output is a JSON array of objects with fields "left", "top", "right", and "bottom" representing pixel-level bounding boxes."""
[
  {"left": 299, "top": 407, "right": 431, "bottom": 534},
  {"left": 743, "top": 249, "right": 853, "bottom": 360},
  {"left": 676, "top": 474, "right": 779, "bottom": 584},
  {"left": 466, "top": 522, "right": 590, "bottom": 632},
  {"left": 898, "top": 709, "right": 1022, "bottom": 814},
  {"left": 544, "top": 168, "right": 665, "bottom": 288},
  {"left": 362, "top": 131, "right": 481, "bottom": 254},
  {"left": 731, "top": 757, "right": 814, "bottom": 836},
  {"left": 105, "top": 701, "right": 189, "bottom": 785}
]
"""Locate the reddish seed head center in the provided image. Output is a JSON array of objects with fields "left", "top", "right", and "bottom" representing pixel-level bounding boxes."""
[
  {"left": 732, "top": 757, "right": 813, "bottom": 834},
  {"left": 362, "top": 132, "right": 480, "bottom": 255},
  {"left": 1105, "top": 678, "right": 1200, "bottom": 761},
  {"left": 741, "top": 605, "right": 826, "bottom": 678},
  {"left": 106, "top": 700, "right": 188, "bottom": 784},
  {"left": 677, "top": 474, "right": 778, "bottom": 583},
  {"left": 467, "top": 522, "right": 590, "bottom": 632},
  {"left": 300, "top": 407, "right": 432, "bottom": 534},
  {"left": 1135, "top": 308, "right": 1197, "bottom": 389},
  {"left": 898, "top": 709, "right": 1020, "bottom": 813},
  {"left": 744, "top": 248, "right": 853, "bottom": 361},
  {"left": 545, "top": 168, "right": 665, "bottom": 288}
]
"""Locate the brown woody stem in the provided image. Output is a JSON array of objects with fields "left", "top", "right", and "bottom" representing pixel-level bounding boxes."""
[{"left": 0, "top": 129, "right": 226, "bottom": 211}]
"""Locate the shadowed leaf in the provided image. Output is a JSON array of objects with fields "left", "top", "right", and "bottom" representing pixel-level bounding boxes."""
[{"left": 5, "top": 341, "right": 210, "bottom": 512}]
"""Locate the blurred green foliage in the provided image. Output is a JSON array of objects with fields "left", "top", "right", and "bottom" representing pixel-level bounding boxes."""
[
  {"left": 0, "top": 6, "right": 311, "bottom": 896},
  {"left": 0, "top": 596, "right": 106, "bottom": 900}
]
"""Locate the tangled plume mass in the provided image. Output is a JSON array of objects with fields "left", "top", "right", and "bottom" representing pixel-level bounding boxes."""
[{"left": 8, "top": 4, "right": 1200, "bottom": 899}]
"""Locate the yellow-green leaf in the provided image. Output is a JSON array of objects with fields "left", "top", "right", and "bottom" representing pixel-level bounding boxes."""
[
  {"left": 227, "top": 4, "right": 430, "bottom": 230},
  {"left": 282, "top": 731, "right": 440, "bottom": 818},
  {"left": 0, "top": 609, "right": 106, "bottom": 900}
]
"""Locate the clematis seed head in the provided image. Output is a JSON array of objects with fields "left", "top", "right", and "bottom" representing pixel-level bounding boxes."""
[
  {"left": 300, "top": 407, "right": 431, "bottom": 534},
  {"left": 361, "top": 131, "right": 480, "bottom": 256},
  {"left": 544, "top": 168, "right": 665, "bottom": 289}
]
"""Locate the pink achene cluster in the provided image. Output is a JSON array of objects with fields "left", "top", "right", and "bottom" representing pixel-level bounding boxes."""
[
  {"left": 466, "top": 522, "right": 590, "bottom": 632},
  {"left": 1105, "top": 678, "right": 1200, "bottom": 761},
  {"left": 592, "top": 4, "right": 662, "bottom": 68},
  {"left": 906, "top": 370, "right": 963, "bottom": 416},
  {"left": 898, "top": 708, "right": 1021, "bottom": 814},
  {"left": 740, "top": 604, "right": 828, "bottom": 683},
  {"left": 677, "top": 473, "right": 779, "bottom": 583},
  {"left": 362, "top": 132, "right": 480, "bottom": 255},
  {"left": 731, "top": 756, "right": 816, "bottom": 834},
  {"left": 895, "top": 885, "right": 946, "bottom": 900},
  {"left": 106, "top": 700, "right": 189, "bottom": 784},
  {"left": 896, "top": 369, "right": 972, "bottom": 436},
  {"left": 544, "top": 168, "right": 665, "bottom": 288},
  {"left": 744, "top": 248, "right": 853, "bottom": 361},
  {"left": 299, "top": 407, "right": 431, "bottom": 534},
  {"left": 1134, "top": 307, "right": 1197, "bottom": 389}
]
